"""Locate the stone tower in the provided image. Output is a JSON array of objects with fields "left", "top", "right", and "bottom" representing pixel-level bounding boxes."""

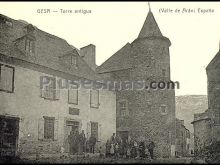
[{"left": 97, "top": 9, "right": 176, "bottom": 158}]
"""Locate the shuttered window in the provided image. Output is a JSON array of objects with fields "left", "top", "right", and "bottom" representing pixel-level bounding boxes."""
[
  {"left": 44, "top": 116, "right": 55, "bottom": 140},
  {"left": 0, "top": 64, "right": 14, "bottom": 92},
  {"left": 25, "top": 38, "right": 35, "bottom": 54},
  {"left": 91, "top": 122, "right": 98, "bottom": 140},
  {"left": 160, "top": 105, "right": 167, "bottom": 115},
  {"left": 90, "top": 89, "right": 99, "bottom": 108},
  {"left": 40, "top": 76, "right": 59, "bottom": 100},
  {"left": 68, "top": 85, "right": 78, "bottom": 104}
]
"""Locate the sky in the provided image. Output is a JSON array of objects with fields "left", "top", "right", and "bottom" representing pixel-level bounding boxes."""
[{"left": 0, "top": 2, "right": 220, "bottom": 96}]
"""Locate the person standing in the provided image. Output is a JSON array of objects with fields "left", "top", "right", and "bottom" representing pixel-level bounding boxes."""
[
  {"left": 110, "top": 143, "right": 115, "bottom": 158},
  {"left": 110, "top": 133, "right": 116, "bottom": 144},
  {"left": 116, "top": 134, "right": 122, "bottom": 145},
  {"left": 68, "top": 130, "right": 75, "bottom": 154},
  {"left": 133, "top": 140, "right": 138, "bottom": 158},
  {"left": 79, "top": 130, "right": 86, "bottom": 154},
  {"left": 148, "top": 140, "right": 155, "bottom": 159},
  {"left": 126, "top": 146, "right": 131, "bottom": 159},
  {"left": 139, "top": 141, "right": 146, "bottom": 158},
  {"left": 89, "top": 135, "right": 96, "bottom": 154},
  {"left": 115, "top": 143, "right": 119, "bottom": 159},
  {"left": 73, "top": 129, "right": 80, "bottom": 154},
  {"left": 105, "top": 140, "right": 111, "bottom": 158}
]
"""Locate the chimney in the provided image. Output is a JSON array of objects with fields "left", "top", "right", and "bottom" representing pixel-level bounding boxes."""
[{"left": 80, "top": 44, "right": 96, "bottom": 71}]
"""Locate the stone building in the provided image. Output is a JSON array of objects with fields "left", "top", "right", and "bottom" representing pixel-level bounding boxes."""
[
  {"left": 192, "top": 110, "right": 211, "bottom": 155},
  {"left": 96, "top": 10, "right": 176, "bottom": 158},
  {"left": 0, "top": 14, "right": 116, "bottom": 158},
  {"left": 175, "top": 118, "right": 191, "bottom": 157},
  {"left": 192, "top": 47, "right": 220, "bottom": 155}
]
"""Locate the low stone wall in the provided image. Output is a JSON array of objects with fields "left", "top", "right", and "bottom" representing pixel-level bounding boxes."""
[{"left": 18, "top": 138, "right": 61, "bottom": 158}]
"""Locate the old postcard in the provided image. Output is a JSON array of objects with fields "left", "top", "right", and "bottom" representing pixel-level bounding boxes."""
[{"left": 0, "top": 1, "right": 219, "bottom": 164}]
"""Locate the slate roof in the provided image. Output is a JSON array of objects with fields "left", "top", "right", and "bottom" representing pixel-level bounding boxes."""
[
  {"left": 0, "top": 14, "right": 99, "bottom": 81},
  {"left": 206, "top": 50, "right": 220, "bottom": 70},
  {"left": 96, "top": 43, "right": 134, "bottom": 73},
  {"left": 138, "top": 11, "right": 163, "bottom": 38},
  {"left": 97, "top": 11, "right": 166, "bottom": 74}
]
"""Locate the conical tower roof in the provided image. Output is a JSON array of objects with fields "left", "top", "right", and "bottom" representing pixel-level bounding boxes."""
[{"left": 138, "top": 10, "right": 163, "bottom": 38}]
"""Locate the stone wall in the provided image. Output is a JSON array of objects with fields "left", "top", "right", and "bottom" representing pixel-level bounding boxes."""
[
  {"left": 108, "top": 37, "right": 176, "bottom": 158},
  {"left": 193, "top": 118, "right": 211, "bottom": 156}
]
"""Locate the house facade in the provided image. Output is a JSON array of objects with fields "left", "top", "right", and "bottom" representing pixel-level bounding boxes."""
[
  {"left": 0, "top": 14, "right": 116, "bottom": 158},
  {"left": 96, "top": 10, "right": 176, "bottom": 158},
  {"left": 192, "top": 48, "right": 220, "bottom": 155}
]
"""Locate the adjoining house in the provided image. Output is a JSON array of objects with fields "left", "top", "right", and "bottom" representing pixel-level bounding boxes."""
[
  {"left": 0, "top": 14, "right": 116, "bottom": 158},
  {"left": 175, "top": 118, "right": 192, "bottom": 157},
  {"left": 192, "top": 47, "right": 220, "bottom": 155},
  {"left": 96, "top": 10, "right": 176, "bottom": 158},
  {"left": 192, "top": 110, "right": 211, "bottom": 155}
]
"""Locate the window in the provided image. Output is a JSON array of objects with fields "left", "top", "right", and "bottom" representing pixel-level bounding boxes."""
[
  {"left": 118, "top": 100, "right": 128, "bottom": 117},
  {"left": 68, "top": 85, "right": 78, "bottom": 104},
  {"left": 0, "top": 64, "right": 14, "bottom": 93},
  {"left": 44, "top": 116, "right": 55, "bottom": 140},
  {"left": 90, "top": 89, "right": 99, "bottom": 108},
  {"left": 160, "top": 105, "right": 167, "bottom": 115},
  {"left": 40, "top": 76, "right": 59, "bottom": 100},
  {"left": 147, "top": 48, "right": 153, "bottom": 55},
  {"left": 25, "top": 38, "right": 35, "bottom": 53},
  {"left": 91, "top": 122, "right": 98, "bottom": 140}
]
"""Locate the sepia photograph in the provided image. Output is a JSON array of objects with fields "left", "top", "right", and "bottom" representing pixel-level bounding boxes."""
[{"left": 0, "top": 1, "right": 220, "bottom": 164}]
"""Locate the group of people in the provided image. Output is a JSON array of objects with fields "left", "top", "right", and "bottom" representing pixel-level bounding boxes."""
[
  {"left": 105, "top": 133, "right": 155, "bottom": 159},
  {"left": 68, "top": 130, "right": 156, "bottom": 160},
  {"left": 68, "top": 129, "right": 97, "bottom": 155}
]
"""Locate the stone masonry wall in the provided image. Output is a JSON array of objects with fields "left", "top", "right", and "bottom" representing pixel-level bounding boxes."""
[{"left": 113, "top": 37, "right": 176, "bottom": 158}]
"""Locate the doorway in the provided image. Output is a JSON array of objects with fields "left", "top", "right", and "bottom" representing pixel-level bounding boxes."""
[
  {"left": 64, "top": 120, "right": 80, "bottom": 154},
  {"left": 118, "top": 131, "right": 128, "bottom": 143},
  {"left": 0, "top": 115, "right": 19, "bottom": 158}
]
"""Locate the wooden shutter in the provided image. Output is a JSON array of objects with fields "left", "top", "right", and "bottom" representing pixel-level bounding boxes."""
[
  {"left": 86, "top": 122, "right": 91, "bottom": 139},
  {"left": 0, "top": 65, "right": 14, "bottom": 92},
  {"left": 40, "top": 76, "right": 50, "bottom": 99},
  {"left": 31, "top": 41, "right": 35, "bottom": 53},
  {"left": 98, "top": 123, "right": 102, "bottom": 142},
  {"left": 38, "top": 118, "right": 44, "bottom": 140},
  {"left": 90, "top": 90, "right": 99, "bottom": 108},
  {"left": 40, "top": 87, "right": 47, "bottom": 98},
  {"left": 55, "top": 88, "right": 60, "bottom": 100},
  {"left": 54, "top": 118, "right": 59, "bottom": 140},
  {"left": 68, "top": 88, "right": 78, "bottom": 104},
  {"left": 54, "top": 77, "right": 60, "bottom": 100},
  {"left": 43, "top": 116, "right": 55, "bottom": 139}
]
